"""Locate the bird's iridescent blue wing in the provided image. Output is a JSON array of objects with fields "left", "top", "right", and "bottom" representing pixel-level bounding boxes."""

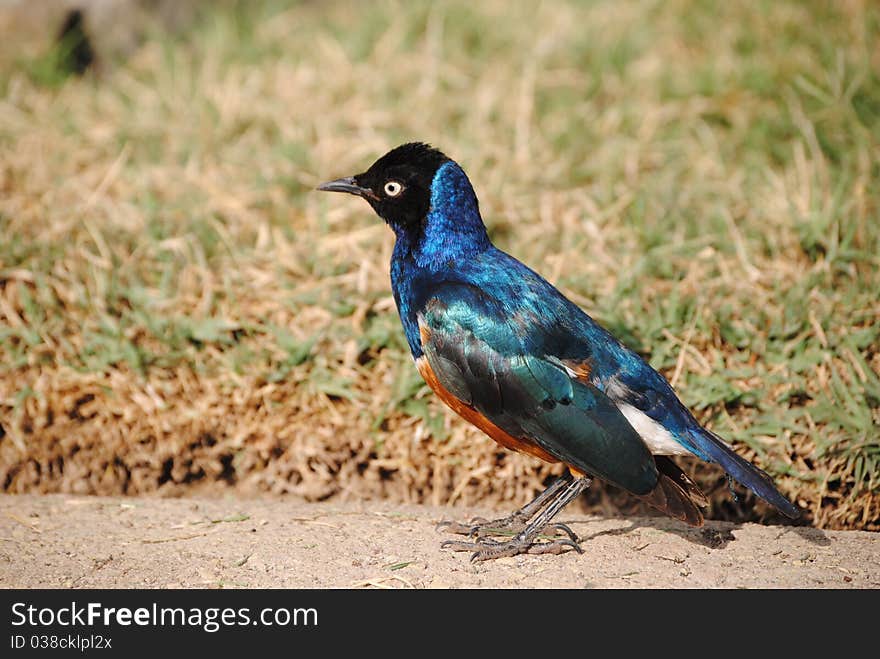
[{"left": 415, "top": 282, "right": 660, "bottom": 496}]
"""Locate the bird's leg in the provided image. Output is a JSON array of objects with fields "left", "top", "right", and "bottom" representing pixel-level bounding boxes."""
[
  {"left": 437, "top": 472, "right": 575, "bottom": 540},
  {"left": 442, "top": 476, "right": 592, "bottom": 562}
]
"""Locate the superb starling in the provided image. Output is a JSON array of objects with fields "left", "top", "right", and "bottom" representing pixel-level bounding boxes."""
[{"left": 318, "top": 143, "right": 799, "bottom": 562}]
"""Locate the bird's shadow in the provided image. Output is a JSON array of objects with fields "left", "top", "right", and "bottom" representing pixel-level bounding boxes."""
[
  {"left": 562, "top": 514, "right": 831, "bottom": 550},
  {"left": 564, "top": 470, "right": 831, "bottom": 550}
]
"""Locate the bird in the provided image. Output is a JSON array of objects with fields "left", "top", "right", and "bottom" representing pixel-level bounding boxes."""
[{"left": 317, "top": 142, "right": 800, "bottom": 561}]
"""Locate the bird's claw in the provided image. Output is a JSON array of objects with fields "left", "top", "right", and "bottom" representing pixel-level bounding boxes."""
[
  {"left": 473, "top": 537, "right": 583, "bottom": 562},
  {"left": 434, "top": 475, "right": 592, "bottom": 562},
  {"left": 438, "top": 517, "right": 578, "bottom": 542},
  {"left": 547, "top": 522, "right": 579, "bottom": 542},
  {"left": 436, "top": 517, "right": 494, "bottom": 532},
  {"left": 440, "top": 521, "right": 583, "bottom": 560},
  {"left": 441, "top": 539, "right": 491, "bottom": 552},
  {"left": 441, "top": 536, "right": 583, "bottom": 562},
  {"left": 435, "top": 520, "right": 472, "bottom": 534}
]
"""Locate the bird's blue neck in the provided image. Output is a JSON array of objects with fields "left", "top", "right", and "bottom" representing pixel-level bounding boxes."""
[
  {"left": 390, "top": 161, "right": 491, "bottom": 357},
  {"left": 393, "top": 161, "right": 491, "bottom": 270}
]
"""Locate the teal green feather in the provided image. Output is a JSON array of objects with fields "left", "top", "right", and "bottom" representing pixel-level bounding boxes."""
[{"left": 418, "top": 282, "right": 658, "bottom": 495}]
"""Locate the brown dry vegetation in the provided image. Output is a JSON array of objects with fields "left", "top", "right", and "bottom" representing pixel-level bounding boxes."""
[{"left": 1, "top": 1, "right": 878, "bottom": 530}]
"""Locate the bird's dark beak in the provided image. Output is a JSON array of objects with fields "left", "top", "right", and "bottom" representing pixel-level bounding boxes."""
[{"left": 316, "top": 176, "right": 378, "bottom": 201}]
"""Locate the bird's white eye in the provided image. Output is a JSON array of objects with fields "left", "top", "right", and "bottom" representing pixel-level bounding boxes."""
[{"left": 384, "top": 180, "right": 404, "bottom": 197}]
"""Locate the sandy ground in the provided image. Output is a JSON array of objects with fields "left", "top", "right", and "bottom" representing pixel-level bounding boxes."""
[{"left": 0, "top": 494, "right": 877, "bottom": 589}]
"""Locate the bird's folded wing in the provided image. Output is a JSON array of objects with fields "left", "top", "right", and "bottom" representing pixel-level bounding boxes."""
[{"left": 416, "top": 282, "right": 659, "bottom": 496}]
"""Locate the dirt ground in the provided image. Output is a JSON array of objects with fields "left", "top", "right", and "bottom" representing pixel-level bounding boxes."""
[{"left": 1, "top": 494, "right": 877, "bottom": 589}]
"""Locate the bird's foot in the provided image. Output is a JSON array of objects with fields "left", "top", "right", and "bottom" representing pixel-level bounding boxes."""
[
  {"left": 437, "top": 516, "right": 578, "bottom": 542},
  {"left": 441, "top": 533, "right": 583, "bottom": 563},
  {"left": 437, "top": 474, "right": 592, "bottom": 562}
]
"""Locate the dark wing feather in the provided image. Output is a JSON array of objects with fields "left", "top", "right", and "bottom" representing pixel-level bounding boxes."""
[
  {"left": 636, "top": 456, "right": 706, "bottom": 526},
  {"left": 418, "top": 283, "right": 660, "bottom": 496}
]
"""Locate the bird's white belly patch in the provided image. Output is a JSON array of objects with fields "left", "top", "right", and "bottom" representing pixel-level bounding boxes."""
[{"left": 616, "top": 403, "right": 693, "bottom": 456}]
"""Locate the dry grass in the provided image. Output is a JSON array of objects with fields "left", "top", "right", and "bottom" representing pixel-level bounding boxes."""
[{"left": 1, "top": 0, "right": 878, "bottom": 529}]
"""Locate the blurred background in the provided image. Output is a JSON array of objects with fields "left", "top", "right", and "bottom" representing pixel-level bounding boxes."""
[{"left": 0, "top": 0, "right": 877, "bottom": 530}]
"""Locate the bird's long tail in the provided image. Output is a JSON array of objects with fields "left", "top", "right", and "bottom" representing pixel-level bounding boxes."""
[
  {"left": 637, "top": 456, "right": 706, "bottom": 526},
  {"left": 688, "top": 427, "right": 800, "bottom": 519}
]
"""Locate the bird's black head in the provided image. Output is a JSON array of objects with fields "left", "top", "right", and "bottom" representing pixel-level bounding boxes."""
[{"left": 317, "top": 142, "right": 450, "bottom": 233}]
